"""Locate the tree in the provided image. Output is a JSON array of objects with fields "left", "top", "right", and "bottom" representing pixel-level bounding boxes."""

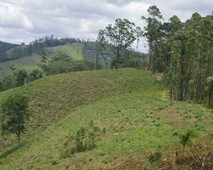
[
  {"left": 163, "top": 13, "right": 213, "bottom": 106},
  {"left": 142, "top": 5, "right": 163, "bottom": 72},
  {"left": 2, "top": 75, "right": 13, "bottom": 90},
  {"left": 98, "top": 18, "right": 139, "bottom": 68},
  {"left": 1, "top": 94, "right": 29, "bottom": 143},
  {"left": 13, "top": 69, "right": 28, "bottom": 86}
]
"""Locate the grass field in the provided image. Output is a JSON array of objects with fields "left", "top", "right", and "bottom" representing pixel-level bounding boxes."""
[{"left": 0, "top": 69, "right": 213, "bottom": 169}]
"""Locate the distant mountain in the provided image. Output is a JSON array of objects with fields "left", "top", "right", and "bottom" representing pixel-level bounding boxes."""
[
  {"left": 0, "top": 41, "right": 19, "bottom": 61},
  {"left": 0, "top": 36, "right": 80, "bottom": 62}
]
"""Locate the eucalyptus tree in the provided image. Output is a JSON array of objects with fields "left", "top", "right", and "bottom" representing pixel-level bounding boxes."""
[
  {"left": 164, "top": 13, "right": 213, "bottom": 105},
  {"left": 97, "top": 18, "right": 139, "bottom": 68},
  {"left": 142, "top": 5, "right": 163, "bottom": 72}
]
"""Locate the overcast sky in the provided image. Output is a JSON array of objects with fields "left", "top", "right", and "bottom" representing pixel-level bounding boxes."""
[{"left": 0, "top": 0, "right": 212, "bottom": 47}]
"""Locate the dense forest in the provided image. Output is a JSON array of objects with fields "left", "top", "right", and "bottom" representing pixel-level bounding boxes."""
[{"left": 141, "top": 6, "right": 213, "bottom": 107}]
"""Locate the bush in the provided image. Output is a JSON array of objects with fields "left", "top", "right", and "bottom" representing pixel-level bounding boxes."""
[
  {"left": 173, "top": 130, "right": 196, "bottom": 149},
  {"left": 61, "top": 121, "right": 101, "bottom": 158}
]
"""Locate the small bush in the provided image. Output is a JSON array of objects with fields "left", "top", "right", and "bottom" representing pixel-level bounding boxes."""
[
  {"left": 173, "top": 130, "right": 196, "bottom": 149},
  {"left": 61, "top": 121, "right": 102, "bottom": 158}
]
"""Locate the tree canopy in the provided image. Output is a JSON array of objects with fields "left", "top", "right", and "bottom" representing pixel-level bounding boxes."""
[
  {"left": 1, "top": 94, "right": 29, "bottom": 142},
  {"left": 97, "top": 18, "right": 140, "bottom": 68}
]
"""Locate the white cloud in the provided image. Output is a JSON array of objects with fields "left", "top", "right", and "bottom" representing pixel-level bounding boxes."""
[
  {"left": 0, "top": 2, "right": 33, "bottom": 29},
  {"left": 0, "top": 0, "right": 212, "bottom": 45}
]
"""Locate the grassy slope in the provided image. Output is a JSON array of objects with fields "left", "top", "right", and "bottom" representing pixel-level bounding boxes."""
[
  {"left": 0, "top": 54, "right": 41, "bottom": 77},
  {"left": 0, "top": 69, "right": 213, "bottom": 169},
  {"left": 0, "top": 43, "right": 83, "bottom": 78},
  {"left": 45, "top": 43, "right": 83, "bottom": 61}
]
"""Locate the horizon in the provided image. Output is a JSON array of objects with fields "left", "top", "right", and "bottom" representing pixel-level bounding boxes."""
[{"left": 0, "top": 0, "right": 212, "bottom": 52}]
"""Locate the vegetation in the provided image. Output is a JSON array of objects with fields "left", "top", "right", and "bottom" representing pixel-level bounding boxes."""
[
  {"left": 173, "top": 130, "right": 196, "bottom": 149},
  {"left": 0, "top": 41, "right": 19, "bottom": 62},
  {"left": 0, "top": 36, "right": 80, "bottom": 62},
  {"left": 0, "top": 69, "right": 213, "bottom": 169},
  {"left": 1, "top": 94, "right": 29, "bottom": 143},
  {"left": 39, "top": 52, "right": 94, "bottom": 75},
  {"left": 0, "top": 4, "right": 212, "bottom": 170},
  {"left": 142, "top": 6, "right": 213, "bottom": 107},
  {"left": 61, "top": 121, "right": 101, "bottom": 158},
  {"left": 98, "top": 18, "right": 141, "bottom": 68}
]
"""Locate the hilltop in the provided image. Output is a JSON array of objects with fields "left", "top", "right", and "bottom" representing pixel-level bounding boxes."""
[{"left": 0, "top": 68, "right": 213, "bottom": 169}]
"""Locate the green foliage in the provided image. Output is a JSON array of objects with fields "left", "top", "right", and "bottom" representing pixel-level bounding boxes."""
[
  {"left": 98, "top": 18, "right": 140, "bottom": 68},
  {"left": 0, "top": 36, "right": 80, "bottom": 62},
  {"left": 28, "top": 69, "right": 43, "bottom": 81},
  {"left": 142, "top": 5, "right": 213, "bottom": 107},
  {"left": 1, "top": 94, "right": 29, "bottom": 142},
  {"left": 0, "top": 41, "right": 18, "bottom": 62},
  {"left": 40, "top": 53, "right": 94, "bottom": 75},
  {"left": 173, "top": 130, "right": 196, "bottom": 149},
  {"left": 61, "top": 121, "right": 101, "bottom": 158},
  {"left": 142, "top": 5, "right": 163, "bottom": 72},
  {"left": 0, "top": 54, "right": 42, "bottom": 79},
  {"left": 12, "top": 69, "right": 28, "bottom": 86},
  {"left": 1, "top": 75, "right": 14, "bottom": 90}
]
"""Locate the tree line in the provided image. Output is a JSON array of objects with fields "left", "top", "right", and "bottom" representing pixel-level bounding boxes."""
[
  {"left": 142, "top": 6, "right": 213, "bottom": 107},
  {"left": 97, "top": 6, "right": 213, "bottom": 107},
  {"left": 0, "top": 36, "right": 80, "bottom": 62}
]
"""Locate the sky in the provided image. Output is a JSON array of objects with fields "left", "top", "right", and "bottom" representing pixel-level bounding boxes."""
[{"left": 0, "top": 0, "right": 212, "bottom": 48}]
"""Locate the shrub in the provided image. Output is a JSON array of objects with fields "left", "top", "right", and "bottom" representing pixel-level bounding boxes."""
[
  {"left": 61, "top": 121, "right": 102, "bottom": 158},
  {"left": 173, "top": 130, "right": 196, "bottom": 149}
]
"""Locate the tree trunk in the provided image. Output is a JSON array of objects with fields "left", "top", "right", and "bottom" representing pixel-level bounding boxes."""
[{"left": 116, "top": 47, "right": 120, "bottom": 69}]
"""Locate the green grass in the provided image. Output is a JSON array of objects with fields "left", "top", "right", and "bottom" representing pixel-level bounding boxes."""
[{"left": 0, "top": 68, "right": 213, "bottom": 169}]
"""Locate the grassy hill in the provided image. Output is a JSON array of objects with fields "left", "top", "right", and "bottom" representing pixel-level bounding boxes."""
[
  {"left": 0, "top": 43, "right": 84, "bottom": 78},
  {"left": 0, "top": 41, "right": 19, "bottom": 62},
  {"left": 0, "top": 69, "right": 213, "bottom": 169},
  {"left": 45, "top": 43, "right": 84, "bottom": 61},
  {"left": 0, "top": 54, "right": 41, "bottom": 77}
]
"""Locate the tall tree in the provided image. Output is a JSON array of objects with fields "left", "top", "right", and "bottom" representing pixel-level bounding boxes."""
[
  {"left": 98, "top": 18, "right": 139, "bottom": 68},
  {"left": 142, "top": 5, "right": 163, "bottom": 72},
  {"left": 164, "top": 13, "right": 213, "bottom": 106}
]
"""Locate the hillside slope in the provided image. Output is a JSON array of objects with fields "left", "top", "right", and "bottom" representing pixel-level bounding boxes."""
[
  {"left": 0, "top": 43, "right": 84, "bottom": 78},
  {"left": 0, "top": 41, "right": 19, "bottom": 62},
  {"left": 0, "top": 69, "right": 213, "bottom": 169}
]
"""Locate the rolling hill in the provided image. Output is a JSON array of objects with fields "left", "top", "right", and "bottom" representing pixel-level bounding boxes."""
[
  {"left": 0, "top": 68, "right": 213, "bottom": 169},
  {"left": 0, "top": 43, "right": 84, "bottom": 78},
  {"left": 0, "top": 41, "right": 19, "bottom": 62}
]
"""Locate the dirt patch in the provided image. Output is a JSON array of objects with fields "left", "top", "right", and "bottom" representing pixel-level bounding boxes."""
[{"left": 154, "top": 106, "right": 183, "bottom": 123}]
